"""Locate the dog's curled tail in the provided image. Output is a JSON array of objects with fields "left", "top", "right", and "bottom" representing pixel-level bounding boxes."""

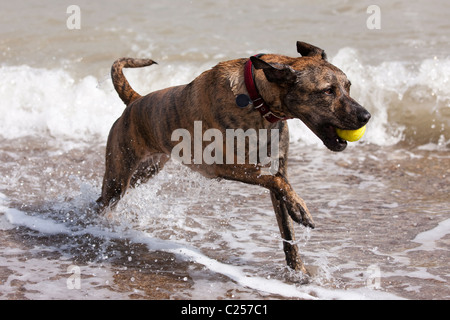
[{"left": 111, "top": 58, "right": 157, "bottom": 106}]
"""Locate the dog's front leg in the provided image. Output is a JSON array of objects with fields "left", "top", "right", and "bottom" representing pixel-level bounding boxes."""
[
  {"left": 217, "top": 167, "right": 314, "bottom": 227},
  {"left": 213, "top": 165, "right": 313, "bottom": 274},
  {"left": 271, "top": 174, "right": 315, "bottom": 228},
  {"left": 270, "top": 191, "right": 309, "bottom": 274}
]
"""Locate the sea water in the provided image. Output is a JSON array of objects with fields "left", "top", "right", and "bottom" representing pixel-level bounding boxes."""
[{"left": 0, "top": 0, "right": 449, "bottom": 299}]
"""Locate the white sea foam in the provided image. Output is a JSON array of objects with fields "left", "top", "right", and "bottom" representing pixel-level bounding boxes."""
[
  {"left": 1, "top": 201, "right": 403, "bottom": 300},
  {"left": 410, "top": 218, "right": 450, "bottom": 252},
  {"left": 2, "top": 48, "right": 449, "bottom": 148},
  {"left": 0, "top": 65, "right": 122, "bottom": 141}
]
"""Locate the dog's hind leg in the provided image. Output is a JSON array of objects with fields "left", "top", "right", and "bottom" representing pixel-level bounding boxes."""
[
  {"left": 96, "top": 151, "right": 138, "bottom": 212},
  {"left": 97, "top": 150, "right": 169, "bottom": 212},
  {"left": 129, "top": 154, "right": 170, "bottom": 188},
  {"left": 96, "top": 120, "right": 142, "bottom": 212}
]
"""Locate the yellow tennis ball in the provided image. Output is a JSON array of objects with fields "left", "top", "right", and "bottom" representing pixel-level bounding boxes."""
[{"left": 336, "top": 125, "right": 366, "bottom": 142}]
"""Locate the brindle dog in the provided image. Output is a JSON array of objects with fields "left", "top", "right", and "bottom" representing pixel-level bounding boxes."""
[{"left": 97, "top": 41, "right": 371, "bottom": 274}]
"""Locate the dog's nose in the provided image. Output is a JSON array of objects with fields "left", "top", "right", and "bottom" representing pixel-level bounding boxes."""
[{"left": 358, "top": 110, "right": 371, "bottom": 125}]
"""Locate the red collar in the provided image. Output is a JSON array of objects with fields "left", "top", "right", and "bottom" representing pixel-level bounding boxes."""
[{"left": 244, "top": 55, "right": 291, "bottom": 123}]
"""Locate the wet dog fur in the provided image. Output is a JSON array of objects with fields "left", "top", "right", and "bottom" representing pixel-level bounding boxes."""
[{"left": 97, "top": 41, "right": 371, "bottom": 274}]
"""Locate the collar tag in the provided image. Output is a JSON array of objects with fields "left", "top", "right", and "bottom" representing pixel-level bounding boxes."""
[{"left": 235, "top": 94, "right": 251, "bottom": 108}]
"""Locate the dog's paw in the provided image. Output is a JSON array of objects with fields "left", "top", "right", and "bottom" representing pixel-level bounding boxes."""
[{"left": 286, "top": 195, "right": 315, "bottom": 229}]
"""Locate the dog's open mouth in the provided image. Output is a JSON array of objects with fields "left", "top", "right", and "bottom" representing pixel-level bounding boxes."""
[{"left": 320, "top": 125, "right": 348, "bottom": 152}]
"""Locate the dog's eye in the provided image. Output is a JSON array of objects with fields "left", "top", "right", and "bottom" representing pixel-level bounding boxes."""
[{"left": 323, "top": 88, "right": 334, "bottom": 95}]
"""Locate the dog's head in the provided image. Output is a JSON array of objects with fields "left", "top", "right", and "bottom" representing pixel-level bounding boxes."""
[{"left": 251, "top": 41, "right": 371, "bottom": 152}]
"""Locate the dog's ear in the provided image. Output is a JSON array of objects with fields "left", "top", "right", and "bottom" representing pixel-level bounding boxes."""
[
  {"left": 296, "top": 41, "right": 327, "bottom": 60},
  {"left": 250, "top": 56, "right": 297, "bottom": 84}
]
